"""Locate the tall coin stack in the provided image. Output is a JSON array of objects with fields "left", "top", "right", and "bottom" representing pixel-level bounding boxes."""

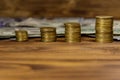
[
  {"left": 40, "top": 27, "right": 56, "bottom": 42},
  {"left": 95, "top": 16, "right": 113, "bottom": 43},
  {"left": 64, "top": 22, "right": 81, "bottom": 43},
  {"left": 15, "top": 30, "right": 28, "bottom": 42}
]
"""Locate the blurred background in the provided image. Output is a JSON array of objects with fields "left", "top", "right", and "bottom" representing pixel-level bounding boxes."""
[{"left": 0, "top": 0, "right": 120, "bottom": 18}]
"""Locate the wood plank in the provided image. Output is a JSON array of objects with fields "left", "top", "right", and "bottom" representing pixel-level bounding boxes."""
[{"left": 0, "top": 37, "right": 120, "bottom": 80}]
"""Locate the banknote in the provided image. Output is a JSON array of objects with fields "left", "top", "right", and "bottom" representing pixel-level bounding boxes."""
[{"left": 0, "top": 18, "right": 120, "bottom": 40}]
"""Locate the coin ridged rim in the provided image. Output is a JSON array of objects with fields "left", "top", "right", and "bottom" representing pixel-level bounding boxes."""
[
  {"left": 64, "top": 22, "right": 80, "bottom": 24},
  {"left": 64, "top": 22, "right": 80, "bottom": 26},
  {"left": 96, "top": 16, "right": 113, "bottom": 18},
  {"left": 40, "top": 27, "right": 56, "bottom": 32}
]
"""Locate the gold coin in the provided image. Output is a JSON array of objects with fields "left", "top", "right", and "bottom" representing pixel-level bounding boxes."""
[
  {"left": 64, "top": 22, "right": 81, "bottom": 43},
  {"left": 40, "top": 27, "right": 56, "bottom": 32},
  {"left": 95, "top": 16, "right": 113, "bottom": 43},
  {"left": 96, "top": 16, "right": 113, "bottom": 19},
  {"left": 64, "top": 22, "right": 80, "bottom": 27},
  {"left": 40, "top": 27, "right": 56, "bottom": 42},
  {"left": 96, "top": 38, "right": 113, "bottom": 43},
  {"left": 15, "top": 30, "right": 28, "bottom": 42}
]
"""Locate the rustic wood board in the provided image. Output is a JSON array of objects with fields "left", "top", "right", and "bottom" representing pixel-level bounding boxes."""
[{"left": 0, "top": 37, "right": 120, "bottom": 80}]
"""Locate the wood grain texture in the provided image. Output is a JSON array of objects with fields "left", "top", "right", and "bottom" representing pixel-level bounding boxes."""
[
  {"left": 0, "top": 0, "right": 120, "bottom": 18},
  {"left": 0, "top": 37, "right": 120, "bottom": 80}
]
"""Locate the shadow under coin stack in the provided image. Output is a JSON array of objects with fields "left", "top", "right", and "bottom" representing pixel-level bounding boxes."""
[
  {"left": 40, "top": 27, "right": 56, "bottom": 42},
  {"left": 15, "top": 30, "right": 28, "bottom": 42},
  {"left": 95, "top": 16, "right": 113, "bottom": 43},
  {"left": 64, "top": 23, "right": 81, "bottom": 43}
]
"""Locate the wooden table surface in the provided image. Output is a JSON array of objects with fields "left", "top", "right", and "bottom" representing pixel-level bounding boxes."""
[{"left": 0, "top": 37, "right": 120, "bottom": 80}]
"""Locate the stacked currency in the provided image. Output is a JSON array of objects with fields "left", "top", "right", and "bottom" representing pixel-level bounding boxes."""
[
  {"left": 95, "top": 16, "right": 113, "bottom": 43},
  {"left": 15, "top": 30, "right": 28, "bottom": 42},
  {"left": 40, "top": 27, "right": 56, "bottom": 42},
  {"left": 64, "top": 22, "right": 81, "bottom": 43}
]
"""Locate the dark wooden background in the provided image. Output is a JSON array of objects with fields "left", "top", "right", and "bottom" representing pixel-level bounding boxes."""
[{"left": 0, "top": 0, "right": 120, "bottom": 18}]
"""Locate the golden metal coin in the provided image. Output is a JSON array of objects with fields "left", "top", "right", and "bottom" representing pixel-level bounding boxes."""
[
  {"left": 15, "top": 30, "right": 28, "bottom": 42},
  {"left": 64, "top": 22, "right": 81, "bottom": 43},
  {"left": 64, "top": 22, "right": 80, "bottom": 27},
  {"left": 40, "top": 27, "right": 56, "bottom": 42},
  {"left": 95, "top": 16, "right": 113, "bottom": 43},
  {"left": 40, "top": 27, "right": 56, "bottom": 32},
  {"left": 96, "top": 38, "right": 113, "bottom": 43}
]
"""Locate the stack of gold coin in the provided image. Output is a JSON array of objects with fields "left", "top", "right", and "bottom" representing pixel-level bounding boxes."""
[
  {"left": 64, "top": 22, "right": 81, "bottom": 43},
  {"left": 40, "top": 27, "right": 56, "bottom": 42},
  {"left": 15, "top": 30, "right": 28, "bottom": 42},
  {"left": 95, "top": 16, "right": 113, "bottom": 43}
]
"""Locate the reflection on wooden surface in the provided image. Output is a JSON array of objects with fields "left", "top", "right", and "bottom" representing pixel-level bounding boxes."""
[{"left": 0, "top": 37, "right": 120, "bottom": 80}]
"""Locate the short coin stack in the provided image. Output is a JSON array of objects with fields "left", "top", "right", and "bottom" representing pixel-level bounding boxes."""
[
  {"left": 95, "top": 16, "right": 113, "bottom": 43},
  {"left": 64, "top": 22, "right": 81, "bottom": 43},
  {"left": 40, "top": 27, "right": 56, "bottom": 42},
  {"left": 15, "top": 30, "right": 28, "bottom": 42}
]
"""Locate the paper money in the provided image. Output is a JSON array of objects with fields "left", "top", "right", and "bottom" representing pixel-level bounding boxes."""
[{"left": 0, "top": 18, "right": 120, "bottom": 40}]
